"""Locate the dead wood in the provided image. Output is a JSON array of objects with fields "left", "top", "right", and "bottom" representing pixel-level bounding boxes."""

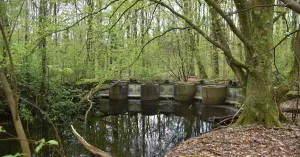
[{"left": 71, "top": 125, "right": 113, "bottom": 157}]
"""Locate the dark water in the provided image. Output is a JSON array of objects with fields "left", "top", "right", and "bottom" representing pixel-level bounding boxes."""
[{"left": 0, "top": 100, "right": 236, "bottom": 157}]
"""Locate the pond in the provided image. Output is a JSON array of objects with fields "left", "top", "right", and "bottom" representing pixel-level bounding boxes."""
[{"left": 0, "top": 100, "right": 237, "bottom": 157}]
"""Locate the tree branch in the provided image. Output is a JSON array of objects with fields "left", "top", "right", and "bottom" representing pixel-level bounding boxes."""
[
  {"left": 126, "top": 26, "right": 191, "bottom": 68},
  {"left": 0, "top": 21, "right": 18, "bottom": 120},
  {"left": 205, "top": 0, "right": 254, "bottom": 53},
  {"left": 273, "top": 12, "right": 287, "bottom": 23},
  {"left": 71, "top": 125, "right": 113, "bottom": 157},
  {"left": 150, "top": 0, "right": 248, "bottom": 70},
  {"left": 281, "top": 0, "right": 300, "bottom": 14},
  {"left": 276, "top": 32, "right": 300, "bottom": 101}
]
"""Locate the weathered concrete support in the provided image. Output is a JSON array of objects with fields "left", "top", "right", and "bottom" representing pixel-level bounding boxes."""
[
  {"left": 109, "top": 82, "right": 128, "bottom": 100},
  {"left": 159, "top": 83, "right": 174, "bottom": 98},
  {"left": 141, "top": 83, "right": 160, "bottom": 100},
  {"left": 174, "top": 83, "right": 196, "bottom": 101},
  {"left": 202, "top": 85, "right": 226, "bottom": 105},
  {"left": 194, "top": 83, "right": 204, "bottom": 99}
]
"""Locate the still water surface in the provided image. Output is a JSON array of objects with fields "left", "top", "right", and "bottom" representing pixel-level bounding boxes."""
[{"left": 0, "top": 100, "right": 236, "bottom": 157}]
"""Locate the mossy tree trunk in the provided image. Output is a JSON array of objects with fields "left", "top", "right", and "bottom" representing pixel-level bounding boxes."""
[{"left": 235, "top": 0, "right": 280, "bottom": 126}]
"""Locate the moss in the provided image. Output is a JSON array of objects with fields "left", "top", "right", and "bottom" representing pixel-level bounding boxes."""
[{"left": 234, "top": 101, "right": 282, "bottom": 127}]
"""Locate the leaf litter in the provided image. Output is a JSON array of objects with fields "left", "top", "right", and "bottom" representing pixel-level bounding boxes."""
[{"left": 165, "top": 124, "right": 300, "bottom": 156}]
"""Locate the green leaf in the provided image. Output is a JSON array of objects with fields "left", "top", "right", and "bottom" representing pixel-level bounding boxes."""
[
  {"left": 35, "top": 143, "right": 44, "bottom": 153},
  {"left": 35, "top": 138, "right": 45, "bottom": 153},
  {"left": 2, "top": 155, "right": 15, "bottom": 157},
  {"left": 3, "top": 153, "right": 26, "bottom": 157},
  {"left": 46, "top": 140, "right": 59, "bottom": 145},
  {"left": 0, "top": 126, "right": 6, "bottom": 133}
]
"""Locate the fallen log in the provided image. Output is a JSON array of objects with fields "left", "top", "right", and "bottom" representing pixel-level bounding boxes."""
[{"left": 71, "top": 125, "right": 113, "bottom": 157}]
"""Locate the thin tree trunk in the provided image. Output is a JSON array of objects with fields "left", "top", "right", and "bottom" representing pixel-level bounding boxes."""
[
  {"left": 209, "top": 4, "right": 220, "bottom": 78},
  {"left": 0, "top": 68, "right": 31, "bottom": 156},
  {"left": 39, "top": 0, "right": 47, "bottom": 107}
]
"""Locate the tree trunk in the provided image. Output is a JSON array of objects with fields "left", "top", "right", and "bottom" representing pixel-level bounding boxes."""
[
  {"left": 0, "top": 68, "right": 32, "bottom": 156},
  {"left": 86, "top": 0, "right": 94, "bottom": 78},
  {"left": 209, "top": 5, "right": 219, "bottom": 78},
  {"left": 38, "top": 0, "right": 47, "bottom": 107},
  {"left": 235, "top": 0, "right": 281, "bottom": 127}
]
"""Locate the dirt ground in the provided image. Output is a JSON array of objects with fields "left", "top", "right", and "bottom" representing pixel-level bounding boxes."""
[{"left": 165, "top": 99, "right": 300, "bottom": 157}]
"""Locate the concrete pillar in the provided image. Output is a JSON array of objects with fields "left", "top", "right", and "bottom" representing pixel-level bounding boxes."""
[
  {"left": 109, "top": 81, "right": 128, "bottom": 100},
  {"left": 174, "top": 83, "right": 195, "bottom": 101},
  {"left": 141, "top": 83, "right": 160, "bottom": 100},
  {"left": 202, "top": 85, "right": 226, "bottom": 105}
]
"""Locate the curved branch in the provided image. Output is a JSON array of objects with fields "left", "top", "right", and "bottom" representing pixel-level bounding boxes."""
[
  {"left": 281, "top": 0, "right": 300, "bottom": 14},
  {"left": 150, "top": 0, "right": 248, "bottom": 70},
  {"left": 71, "top": 125, "right": 113, "bottom": 157},
  {"left": 9, "top": 0, "right": 25, "bottom": 43},
  {"left": 126, "top": 27, "right": 191, "bottom": 68},
  {"left": 108, "top": 0, "right": 141, "bottom": 32},
  {"left": 250, "top": 29, "right": 300, "bottom": 63},
  {"left": 109, "top": 0, "right": 128, "bottom": 21},
  {"left": 205, "top": 0, "right": 254, "bottom": 53}
]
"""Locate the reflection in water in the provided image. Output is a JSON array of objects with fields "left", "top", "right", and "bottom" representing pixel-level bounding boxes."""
[{"left": 0, "top": 100, "right": 236, "bottom": 157}]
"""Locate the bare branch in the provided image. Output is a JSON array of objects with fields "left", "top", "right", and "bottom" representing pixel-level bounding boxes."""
[
  {"left": 108, "top": 0, "right": 141, "bottom": 32},
  {"left": 71, "top": 125, "right": 113, "bottom": 157},
  {"left": 273, "top": 12, "right": 287, "bottom": 23},
  {"left": 150, "top": 0, "right": 248, "bottom": 70},
  {"left": 205, "top": 0, "right": 254, "bottom": 53},
  {"left": 126, "top": 27, "right": 191, "bottom": 68},
  {"left": 8, "top": 0, "right": 25, "bottom": 43}
]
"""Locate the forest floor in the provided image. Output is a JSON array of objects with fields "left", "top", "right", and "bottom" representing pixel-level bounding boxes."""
[{"left": 165, "top": 100, "right": 300, "bottom": 157}]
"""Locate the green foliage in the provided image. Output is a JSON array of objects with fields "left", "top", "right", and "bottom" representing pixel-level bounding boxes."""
[
  {"left": 35, "top": 138, "right": 59, "bottom": 153},
  {"left": 35, "top": 139, "right": 45, "bottom": 153},
  {"left": 0, "top": 126, "right": 6, "bottom": 133},
  {"left": 19, "top": 103, "right": 34, "bottom": 123},
  {"left": 2, "top": 153, "right": 26, "bottom": 157}
]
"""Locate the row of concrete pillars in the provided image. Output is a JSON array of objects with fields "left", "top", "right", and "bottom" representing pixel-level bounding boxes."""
[{"left": 101, "top": 82, "right": 241, "bottom": 105}]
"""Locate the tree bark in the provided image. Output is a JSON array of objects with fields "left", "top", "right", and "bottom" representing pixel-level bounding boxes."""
[
  {"left": 281, "top": 0, "right": 300, "bottom": 14},
  {"left": 38, "top": 0, "right": 47, "bottom": 107},
  {"left": 235, "top": 0, "right": 281, "bottom": 127},
  {"left": 0, "top": 68, "right": 31, "bottom": 156}
]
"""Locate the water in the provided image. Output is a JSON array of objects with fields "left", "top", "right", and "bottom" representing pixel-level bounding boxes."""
[{"left": 0, "top": 100, "right": 236, "bottom": 157}]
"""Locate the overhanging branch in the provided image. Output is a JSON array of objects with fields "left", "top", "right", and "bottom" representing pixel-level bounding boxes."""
[
  {"left": 205, "top": 0, "right": 254, "bottom": 53},
  {"left": 150, "top": 0, "right": 248, "bottom": 71},
  {"left": 281, "top": 0, "right": 300, "bottom": 14}
]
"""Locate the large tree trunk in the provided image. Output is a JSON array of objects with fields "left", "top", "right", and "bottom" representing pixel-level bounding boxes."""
[{"left": 235, "top": 0, "right": 281, "bottom": 127}]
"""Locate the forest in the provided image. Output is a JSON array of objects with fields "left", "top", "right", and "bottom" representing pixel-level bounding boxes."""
[{"left": 1, "top": 0, "right": 300, "bottom": 156}]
